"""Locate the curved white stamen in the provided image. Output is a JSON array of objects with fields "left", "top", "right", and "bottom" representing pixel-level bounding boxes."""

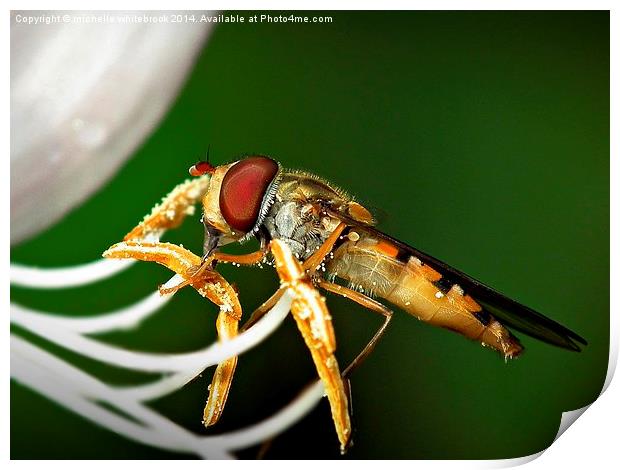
[
  {"left": 206, "top": 381, "right": 325, "bottom": 451},
  {"left": 11, "top": 291, "right": 292, "bottom": 373},
  {"left": 10, "top": 258, "right": 135, "bottom": 289},
  {"left": 11, "top": 337, "right": 224, "bottom": 456},
  {"left": 10, "top": 254, "right": 326, "bottom": 459},
  {"left": 118, "top": 371, "right": 200, "bottom": 401},
  {"left": 11, "top": 275, "right": 181, "bottom": 334},
  {"left": 12, "top": 333, "right": 326, "bottom": 458}
]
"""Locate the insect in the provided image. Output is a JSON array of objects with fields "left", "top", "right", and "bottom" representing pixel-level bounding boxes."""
[{"left": 104, "top": 155, "right": 586, "bottom": 453}]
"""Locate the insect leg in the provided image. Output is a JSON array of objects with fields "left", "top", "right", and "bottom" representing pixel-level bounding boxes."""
[
  {"left": 203, "top": 310, "right": 239, "bottom": 426},
  {"left": 159, "top": 244, "right": 269, "bottom": 296},
  {"left": 303, "top": 222, "right": 347, "bottom": 272},
  {"left": 270, "top": 239, "right": 351, "bottom": 453},
  {"left": 318, "top": 280, "right": 393, "bottom": 378},
  {"left": 240, "top": 287, "right": 287, "bottom": 333},
  {"left": 210, "top": 247, "right": 268, "bottom": 266}
]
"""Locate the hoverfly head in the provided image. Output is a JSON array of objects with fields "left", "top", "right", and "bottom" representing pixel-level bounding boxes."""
[{"left": 196, "top": 155, "right": 281, "bottom": 252}]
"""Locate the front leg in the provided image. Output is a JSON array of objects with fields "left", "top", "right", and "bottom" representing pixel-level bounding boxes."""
[{"left": 158, "top": 245, "right": 269, "bottom": 297}]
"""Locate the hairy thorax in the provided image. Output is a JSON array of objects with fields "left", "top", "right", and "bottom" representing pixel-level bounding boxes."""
[{"left": 263, "top": 198, "right": 340, "bottom": 260}]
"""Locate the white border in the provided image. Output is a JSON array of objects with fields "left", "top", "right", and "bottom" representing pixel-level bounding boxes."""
[
  {"left": 5, "top": 1, "right": 615, "bottom": 466},
  {"left": 2, "top": 1, "right": 617, "bottom": 11}
]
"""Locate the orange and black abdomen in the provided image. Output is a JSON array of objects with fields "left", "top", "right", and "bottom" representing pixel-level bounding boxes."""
[{"left": 326, "top": 228, "right": 523, "bottom": 358}]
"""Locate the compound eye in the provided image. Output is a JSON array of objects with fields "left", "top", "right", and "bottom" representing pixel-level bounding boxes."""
[{"left": 219, "top": 156, "right": 279, "bottom": 232}]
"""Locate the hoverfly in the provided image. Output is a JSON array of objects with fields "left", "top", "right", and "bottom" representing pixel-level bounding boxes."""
[{"left": 104, "top": 155, "right": 586, "bottom": 453}]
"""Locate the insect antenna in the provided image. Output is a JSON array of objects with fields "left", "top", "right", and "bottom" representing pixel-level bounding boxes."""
[{"left": 189, "top": 144, "right": 216, "bottom": 176}]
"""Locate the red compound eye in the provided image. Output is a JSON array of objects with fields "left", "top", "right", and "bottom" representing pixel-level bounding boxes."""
[{"left": 219, "top": 156, "right": 279, "bottom": 232}]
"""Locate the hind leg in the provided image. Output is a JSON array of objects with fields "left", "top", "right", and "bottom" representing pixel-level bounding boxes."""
[{"left": 317, "top": 280, "right": 393, "bottom": 377}]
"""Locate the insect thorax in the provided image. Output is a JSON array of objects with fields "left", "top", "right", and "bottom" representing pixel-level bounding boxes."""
[
  {"left": 261, "top": 199, "right": 331, "bottom": 260},
  {"left": 261, "top": 173, "right": 346, "bottom": 261}
]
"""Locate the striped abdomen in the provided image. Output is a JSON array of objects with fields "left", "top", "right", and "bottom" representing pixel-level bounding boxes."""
[{"left": 326, "top": 228, "right": 523, "bottom": 358}]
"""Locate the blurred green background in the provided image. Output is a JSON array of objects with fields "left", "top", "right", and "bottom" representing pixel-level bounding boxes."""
[{"left": 11, "top": 11, "right": 609, "bottom": 459}]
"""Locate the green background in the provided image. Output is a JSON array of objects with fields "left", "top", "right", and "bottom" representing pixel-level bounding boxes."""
[{"left": 11, "top": 11, "right": 609, "bottom": 459}]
